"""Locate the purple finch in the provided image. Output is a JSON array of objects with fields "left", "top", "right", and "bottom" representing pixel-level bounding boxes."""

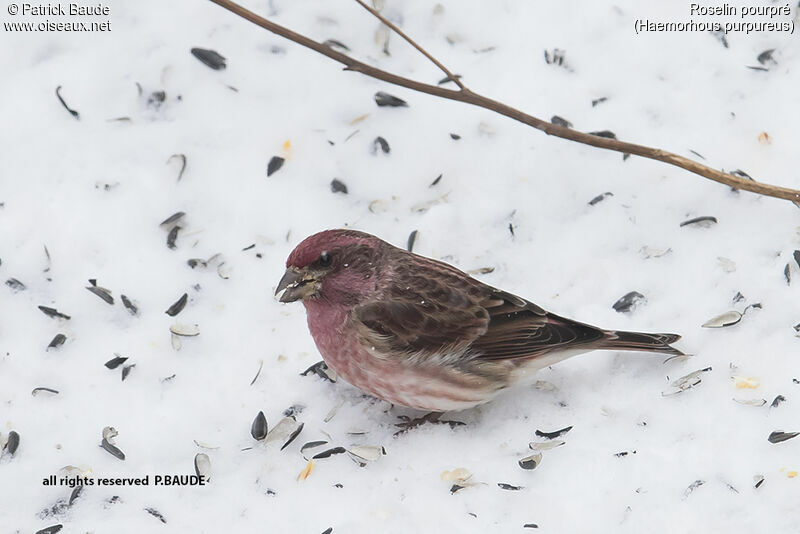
[{"left": 276, "top": 229, "right": 682, "bottom": 412}]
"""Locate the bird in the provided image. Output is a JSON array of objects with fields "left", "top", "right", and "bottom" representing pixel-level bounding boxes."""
[{"left": 276, "top": 229, "right": 683, "bottom": 415}]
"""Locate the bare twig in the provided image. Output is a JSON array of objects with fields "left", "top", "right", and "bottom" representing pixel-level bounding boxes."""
[
  {"left": 207, "top": 0, "right": 800, "bottom": 203},
  {"left": 352, "top": 0, "right": 467, "bottom": 91}
]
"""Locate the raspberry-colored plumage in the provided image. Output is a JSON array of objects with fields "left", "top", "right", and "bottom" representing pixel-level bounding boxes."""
[{"left": 277, "top": 229, "right": 683, "bottom": 411}]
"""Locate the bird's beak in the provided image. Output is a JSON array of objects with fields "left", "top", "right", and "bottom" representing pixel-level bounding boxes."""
[{"left": 275, "top": 267, "right": 318, "bottom": 303}]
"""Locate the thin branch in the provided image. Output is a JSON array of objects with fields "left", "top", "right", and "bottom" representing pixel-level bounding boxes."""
[
  {"left": 352, "top": 0, "right": 468, "bottom": 91},
  {"left": 207, "top": 0, "right": 800, "bottom": 204}
]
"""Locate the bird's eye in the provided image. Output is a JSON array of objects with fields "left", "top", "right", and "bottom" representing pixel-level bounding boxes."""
[{"left": 319, "top": 251, "right": 332, "bottom": 267}]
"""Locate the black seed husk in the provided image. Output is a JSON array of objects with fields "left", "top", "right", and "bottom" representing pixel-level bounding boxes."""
[
  {"left": 321, "top": 528, "right": 333, "bottom": 534},
  {"left": 120, "top": 294, "right": 138, "bottom": 315},
  {"left": 250, "top": 361, "right": 263, "bottom": 386},
  {"left": 47, "top": 334, "right": 66, "bottom": 350},
  {"left": 689, "top": 149, "right": 706, "bottom": 160},
  {"left": 32, "top": 387, "right": 59, "bottom": 395},
  {"left": 330, "top": 179, "right": 348, "bottom": 194},
  {"left": 523, "top": 524, "right": 539, "bottom": 529},
  {"left": 680, "top": 216, "right": 718, "bottom": 227},
  {"left": 450, "top": 133, "right": 461, "bottom": 140},
  {"left": 106, "top": 355, "right": 129, "bottom": 369},
  {"left": 283, "top": 405, "right": 304, "bottom": 417},
  {"left": 591, "top": 97, "right": 608, "bottom": 107},
  {"left": 167, "top": 226, "right": 180, "bottom": 249},
  {"left": 589, "top": 130, "right": 616, "bottom": 139},
  {"left": 86, "top": 285, "right": 114, "bottom": 305},
  {"left": 757, "top": 49, "right": 776, "bottom": 65},
  {"left": 68, "top": 485, "right": 83, "bottom": 506},
  {"left": 518, "top": 456, "right": 540, "bottom": 470},
  {"left": 267, "top": 156, "right": 285, "bottom": 177},
  {"left": 145, "top": 507, "right": 167, "bottom": 523},
  {"left": 121, "top": 364, "right": 135, "bottom": 381},
  {"left": 159, "top": 211, "right": 185, "bottom": 227},
  {"left": 312, "top": 446, "right": 346, "bottom": 459},
  {"left": 165, "top": 293, "right": 188, "bottom": 316},
  {"left": 147, "top": 91, "right": 166, "bottom": 108},
  {"left": 38, "top": 306, "right": 71, "bottom": 320},
  {"left": 168, "top": 154, "right": 187, "bottom": 181},
  {"left": 191, "top": 47, "right": 226, "bottom": 70},
  {"left": 101, "top": 438, "right": 125, "bottom": 460},
  {"left": 588, "top": 192, "right": 613, "bottom": 206},
  {"left": 300, "top": 360, "right": 336, "bottom": 382},
  {"left": 771, "top": 395, "right": 786, "bottom": 408},
  {"left": 55, "top": 86, "right": 79, "bottom": 119},
  {"left": 535, "top": 426, "right": 573, "bottom": 439},
  {"left": 612, "top": 291, "right": 645, "bottom": 313},
  {"left": 450, "top": 484, "right": 466, "bottom": 494},
  {"left": 373, "top": 136, "right": 390, "bottom": 154},
  {"left": 508, "top": 223, "right": 515, "bottom": 237},
  {"left": 5, "top": 430, "right": 19, "bottom": 455},
  {"left": 323, "top": 39, "right": 350, "bottom": 51},
  {"left": 5, "top": 278, "right": 25, "bottom": 291},
  {"left": 498, "top": 483, "right": 523, "bottom": 490},
  {"left": 768, "top": 431, "right": 799, "bottom": 444},
  {"left": 407, "top": 230, "right": 418, "bottom": 252},
  {"left": 280, "top": 422, "right": 304, "bottom": 451},
  {"left": 785, "top": 264, "right": 791, "bottom": 285},
  {"left": 794, "top": 250, "right": 800, "bottom": 270},
  {"left": 374, "top": 91, "right": 408, "bottom": 107},
  {"left": 550, "top": 115, "right": 572, "bottom": 128},
  {"left": 430, "top": 174, "right": 443, "bottom": 187},
  {"left": 251, "top": 411, "right": 268, "bottom": 440},
  {"left": 35, "top": 525, "right": 63, "bottom": 534}
]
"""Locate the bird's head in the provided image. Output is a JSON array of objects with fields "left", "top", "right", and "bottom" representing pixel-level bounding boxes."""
[{"left": 275, "top": 229, "right": 385, "bottom": 305}]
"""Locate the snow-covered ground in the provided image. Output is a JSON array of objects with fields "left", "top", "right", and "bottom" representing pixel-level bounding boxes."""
[{"left": 2, "top": 0, "right": 799, "bottom": 532}]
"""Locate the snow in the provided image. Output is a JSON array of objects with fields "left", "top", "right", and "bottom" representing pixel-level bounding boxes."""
[{"left": 2, "top": 0, "right": 799, "bottom": 532}]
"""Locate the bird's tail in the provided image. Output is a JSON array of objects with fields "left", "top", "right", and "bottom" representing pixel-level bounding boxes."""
[{"left": 598, "top": 330, "right": 684, "bottom": 355}]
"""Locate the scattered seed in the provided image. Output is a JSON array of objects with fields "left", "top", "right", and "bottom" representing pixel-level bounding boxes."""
[
  {"left": 105, "top": 355, "right": 128, "bottom": 369},
  {"left": 297, "top": 460, "right": 314, "bottom": 480},
  {"left": 701, "top": 310, "right": 742, "bottom": 328},
  {"left": 55, "top": 86, "right": 79, "bottom": 120},
  {"left": 47, "top": 334, "right": 66, "bottom": 350},
  {"left": 86, "top": 284, "right": 114, "bottom": 305},
  {"left": 5, "top": 278, "right": 26, "bottom": 291},
  {"left": 194, "top": 453, "right": 211, "bottom": 481},
  {"left": 166, "top": 226, "right": 180, "bottom": 249},
  {"left": 265, "top": 416, "right": 303, "bottom": 449},
  {"left": 165, "top": 293, "right": 188, "bottom": 316},
  {"left": 689, "top": 149, "right": 706, "bottom": 160},
  {"left": 733, "top": 398, "right": 766, "bottom": 406},
  {"left": 120, "top": 294, "right": 138, "bottom": 315},
  {"left": 322, "top": 38, "right": 349, "bottom": 51},
  {"left": 450, "top": 133, "right": 461, "bottom": 140},
  {"left": 588, "top": 192, "right": 613, "bottom": 206},
  {"left": 160, "top": 212, "right": 185, "bottom": 227},
  {"left": 347, "top": 445, "right": 385, "bottom": 466},
  {"left": 518, "top": 452, "right": 542, "bottom": 470},
  {"left": 591, "top": 97, "right": 608, "bottom": 107},
  {"left": 38, "top": 306, "right": 71, "bottom": 320},
  {"left": 250, "top": 360, "right": 264, "bottom": 386},
  {"left": 166, "top": 154, "right": 187, "bottom": 181},
  {"left": 68, "top": 485, "right": 83, "bottom": 506},
  {"left": 169, "top": 323, "right": 199, "bottom": 337},
  {"left": 267, "top": 156, "right": 285, "bottom": 177},
  {"left": 523, "top": 524, "right": 539, "bottom": 529},
  {"left": 544, "top": 48, "right": 565, "bottom": 65},
  {"left": 768, "top": 431, "right": 799, "bottom": 444},
  {"left": 301, "top": 441, "right": 328, "bottom": 456},
  {"left": 529, "top": 440, "right": 565, "bottom": 451},
  {"left": 121, "top": 364, "right": 135, "bottom": 381},
  {"left": 313, "top": 446, "right": 346, "bottom": 459},
  {"left": 301, "top": 360, "right": 337, "bottom": 382},
  {"left": 680, "top": 216, "right": 717, "bottom": 227},
  {"left": 32, "top": 387, "right": 59, "bottom": 396},
  {"left": 550, "top": 115, "right": 572, "bottom": 128},
  {"left": 754, "top": 474, "right": 765, "bottom": 489},
  {"left": 101, "top": 438, "right": 125, "bottom": 460},
  {"left": 5, "top": 430, "right": 20, "bottom": 455},
  {"left": 508, "top": 223, "right": 515, "bottom": 237},
  {"left": 535, "top": 426, "right": 572, "bottom": 439},
  {"left": 771, "top": 395, "right": 786, "bottom": 408},
  {"left": 330, "top": 179, "right": 348, "bottom": 194},
  {"left": 437, "top": 74, "right": 462, "bottom": 85},
  {"left": 147, "top": 91, "right": 166, "bottom": 109},
  {"left": 281, "top": 423, "right": 304, "bottom": 451},
  {"left": 785, "top": 264, "right": 791, "bottom": 285},
  {"left": 372, "top": 136, "right": 390, "bottom": 154},
  {"left": 35, "top": 526, "right": 62, "bottom": 534},
  {"left": 321, "top": 528, "right": 333, "bottom": 534},
  {"left": 683, "top": 479, "right": 704, "bottom": 498},
  {"left": 498, "top": 483, "right": 524, "bottom": 490},
  {"left": 662, "top": 367, "right": 712, "bottom": 396},
  {"left": 191, "top": 47, "right": 226, "bottom": 70},
  {"left": 589, "top": 130, "right": 616, "bottom": 139},
  {"left": 145, "top": 507, "right": 167, "bottom": 523},
  {"left": 407, "top": 230, "right": 418, "bottom": 252},
  {"left": 374, "top": 91, "right": 408, "bottom": 107},
  {"left": 466, "top": 267, "right": 494, "bottom": 275},
  {"left": 450, "top": 484, "right": 466, "bottom": 494},
  {"left": 757, "top": 49, "right": 776, "bottom": 65},
  {"left": 612, "top": 291, "right": 645, "bottom": 313},
  {"left": 251, "top": 411, "right": 268, "bottom": 441}
]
